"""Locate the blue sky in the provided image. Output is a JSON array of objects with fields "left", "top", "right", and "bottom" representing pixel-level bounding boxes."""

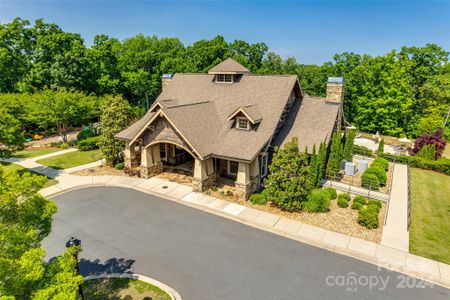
[{"left": 1, "top": 0, "right": 449, "bottom": 64}]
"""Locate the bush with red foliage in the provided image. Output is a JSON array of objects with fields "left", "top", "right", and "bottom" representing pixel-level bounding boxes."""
[{"left": 410, "top": 128, "right": 447, "bottom": 160}]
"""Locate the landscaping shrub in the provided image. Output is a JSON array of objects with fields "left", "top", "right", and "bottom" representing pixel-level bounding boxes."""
[
  {"left": 115, "top": 162, "right": 124, "bottom": 170},
  {"left": 337, "top": 194, "right": 348, "bottom": 208},
  {"left": 378, "top": 153, "right": 450, "bottom": 176},
  {"left": 364, "top": 167, "right": 387, "bottom": 185},
  {"left": 357, "top": 206, "right": 379, "bottom": 229},
  {"left": 416, "top": 144, "right": 436, "bottom": 161},
  {"left": 302, "top": 189, "right": 331, "bottom": 212},
  {"left": 377, "top": 139, "right": 384, "bottom": 153},
  {"left": 60, "top": 142, "right": 69, "bottom": 149},
  {"left": 353, "top": 195, "right": 367, "bottom": 205},
  {"left": 361, "top": 172, "right": 380, "bottom": 190},
  {"left": 410, "top": 128, "right": 446, "bottom": 159},
  {"left": 371, "top": 157, "right": 389, "bottom": 171},
  {"left": 77, "top": 128, "right": 96, "bottom": 142},
  {"left": 367, "top": 199, "right": 382, "bottom": 208},
  {"left": 352, "top": 144, "right": 374, "bottom": 157},
  {"left": 249, "top": 193, "right": 268, "bottom": 205},
  {"left": 338, "top": 192, "right": 351, "bottom": 201},
  {"left": 78, "top": 136, "right": 101, "bottom": 151},
  {"left": 351, "top": 201, "right": 363, "bottom": 210},
  {"left": 323, "top": 187, "right": 337, "bottom": 200}
]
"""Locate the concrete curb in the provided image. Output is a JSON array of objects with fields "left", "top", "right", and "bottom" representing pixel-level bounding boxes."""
[
  {"left": 41, "top": 176, "right": 450, "bottom": 291},
  {"left": 84, "top": 273, "right": 182, "bottom": 300}
]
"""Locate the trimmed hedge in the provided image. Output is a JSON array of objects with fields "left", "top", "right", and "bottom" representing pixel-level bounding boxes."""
[
  {"left": 371, "top": 157, "right": 389, "bottom": 171},
  {"left": 115, "top": 162, "right": 124, "bottom": 170},
  {"left": 378, "top": 152, "right": 450, "bottom": 176},
  {"left": 351, "top": 201, "right": 363, "bottom": 210},
  {"left": 337, "top": 194, "right": 349, "bottom": 208},
  {"left": 323, "top": 187, "right": 337, "bottom": 200},
  {"left": 357, "top": 206, "right": 379, "bottom": 229},
  {"left": 353, "top": 144, "right": 374, "bottom": 157},
  {"left": 303, "top": 189, "right": 331, "bottom": 212},
  {"left": 78, "top": 136, "right": 101, "bottom": 151},
  {"left": 249, "top": 193, "right": 268, "bottom": 205},
  {"left": 77, "top": 129, "right": 96, "bottom": 142},
  {"left": 365, "top": 167, "right": 387, "bottom": 185},
  {"left": 361, "top": 172, "right": 380, "bottom": 190},
  {"left": 353, "top": 195, "right": 367, "bottom": 205}
]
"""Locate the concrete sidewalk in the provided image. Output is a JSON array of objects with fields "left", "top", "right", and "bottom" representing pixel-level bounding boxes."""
[
  {"left": 1, "top": 148, "right": 102, "bottom": 179},
  {"left": 39, "top": 173, "right": 450, "bottom": 290},
  {"left": 381, "top": 164, "right": 409, "bottom": 251}
]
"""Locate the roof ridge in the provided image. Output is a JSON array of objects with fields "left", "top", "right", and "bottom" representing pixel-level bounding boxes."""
[{"left": 165, "top": 100, "right": 211, "bottom": 109}]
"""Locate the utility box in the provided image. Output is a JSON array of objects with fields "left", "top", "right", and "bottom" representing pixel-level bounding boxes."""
[
  {"left": 340, "top": 159, "right": 348, "bottom": 170},
  {"left": 345, "top": 162, "right": 357, "bottom": 176},
  {"left": 358, "top": 160, "right": 369, "bottom": 173}
]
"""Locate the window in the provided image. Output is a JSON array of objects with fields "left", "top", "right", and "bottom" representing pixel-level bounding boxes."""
[
  {"left": 236, "top": 117, "right": 249, "bottom": 130},
  {"left": 260, "top": 153, "right": 268, "bottom": 177},
  {"left": 216, "top": 74, "right": 233, "bottom": 83},
  {"left": 159, "top": 143, "right": 166, "bottom": 159},
  {"left": 228, "top": 161, "right": 239, "bottom": 175}
]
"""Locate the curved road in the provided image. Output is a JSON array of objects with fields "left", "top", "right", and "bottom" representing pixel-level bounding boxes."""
[{"left": 43, "top": 187, "right": 449, "bottom": 300}]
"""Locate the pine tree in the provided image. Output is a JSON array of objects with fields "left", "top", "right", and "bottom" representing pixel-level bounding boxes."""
[
  {"left": 307, "top": 144, "right": 318, "bottom": 189},
  {"left": 99, "top": 95, "right": 131, "bottom": 165},
  {"left": 264, "top": 137, "right": 310, "bottom": 212},
  {"left": 326, "top": 131, "right": 342, "bottom": 179}
]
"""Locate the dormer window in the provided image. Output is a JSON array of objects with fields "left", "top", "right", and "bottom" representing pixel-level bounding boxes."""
[
  {"left": 216, "top": 74, "right": 233, "bottom": 83},
  {"left": 236, "top": 117, "right": 250, "bottom": 130}
]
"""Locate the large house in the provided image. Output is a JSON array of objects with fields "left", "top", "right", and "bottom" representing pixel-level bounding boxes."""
[{"left": 116, "top": 58, "right": 344, "bottom": 199}]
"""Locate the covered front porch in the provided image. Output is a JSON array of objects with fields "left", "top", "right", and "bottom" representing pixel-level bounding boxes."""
[{"left": 124, "top": 140, "right": 261, "bottom": 199}]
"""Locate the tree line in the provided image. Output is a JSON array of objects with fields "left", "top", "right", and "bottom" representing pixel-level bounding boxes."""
[{"left": 1, "top": 18, "right": 449, "bottom": 139}]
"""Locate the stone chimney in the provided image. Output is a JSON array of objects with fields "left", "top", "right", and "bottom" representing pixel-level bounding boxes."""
[
  {"left": 326, "top": 77, "right": 344, "bottom": 103},
  {"left": 162, "top": 74, "right": 173, "bottom": 92}
]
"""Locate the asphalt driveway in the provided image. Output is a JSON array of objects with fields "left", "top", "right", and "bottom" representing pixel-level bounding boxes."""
[{"left": 42, "top": 187, "right": 450, "bottom": 300}]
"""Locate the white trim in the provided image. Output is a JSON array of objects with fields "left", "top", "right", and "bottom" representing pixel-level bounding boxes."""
[
  {"left": 130, "top": 110, "right": 203, "bottom": 159},
  {"left": 227, "top": 107, "right": 256, "bottom": 124},
  {"left": 260, "top": 152, "right": 268, "bottom": 178},
  {"left": 227, "top": 160, "right": 239, "bottom": 175},
  {"left": 215, "top": 74, "right": 233, "bottom": 83},
  {"left": 236, "top": 117, "right": 250, "bottom": 130}
]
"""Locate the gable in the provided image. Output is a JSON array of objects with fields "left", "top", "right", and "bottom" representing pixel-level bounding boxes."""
[{"left": 141, "top": 116, "right": 193, "bottom": 155}]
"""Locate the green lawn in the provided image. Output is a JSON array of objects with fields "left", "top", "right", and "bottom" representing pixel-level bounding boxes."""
[
  {"left": 409, "top": 168, "right": 450, "bottom": 264},
  {"left": 443, "top": 145, "right": 450, "bottom": 158},
  {"left": 82, "top": 278, "right": 171, "bottom": 300},
  {"left": 36, "top": 149, "right": 102, "bottom": 170},
  {"left": 0, "top": 161, "right": 58, "bottom": 188},
  {"left": 13, "top": 147, "right": 61, "bottom": 159}
]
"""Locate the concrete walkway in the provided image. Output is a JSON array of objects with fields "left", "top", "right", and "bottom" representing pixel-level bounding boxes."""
[
  {"left": 39, "top": 173, "right": 450, "bottom": 289},
  {"left": 322, "top": 179, "right": 390, "bottom": 201},
  {"left": 381, "top": 164, "right": 409, "bottom": 251},
  {"left": 1, "top": 148, "right": 103, "bottom": 179}
]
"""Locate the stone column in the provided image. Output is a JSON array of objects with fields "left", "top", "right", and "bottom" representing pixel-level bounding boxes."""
[
  {"left": 124, "top": 142, "right": 136, "bottom": 168},
  {"left": 235, "top": 162, "right": 251, "bottom": 200},
  {"left": 192, "top": 157, "right": 215, "bottom": 192},
  {"left": 140, "top": 144, "right": 163, "bottom": 178}
]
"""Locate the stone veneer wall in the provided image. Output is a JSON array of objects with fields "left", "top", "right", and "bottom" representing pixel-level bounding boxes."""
[
  {"left": 192, "top": 173, "right": 215, "bottom": 192},
  {"left": 140, "top": 162, "right": 163, "bottom": 178}
]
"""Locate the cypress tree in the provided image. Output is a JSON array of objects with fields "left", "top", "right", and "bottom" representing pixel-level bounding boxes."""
[
  {"left": 342, "top": 129, "right": 356, "bottom": 160},
  {"left": 377, "top": 138, "right": 384, "bottom": 153},
  {"left": 307, "top": 144, "right": 318, "bottom": 189},
  {"left": 316, "top": 142, "right": 327, "bottom": 187},
  {"left": 326, "top": 131, "right": 342, "bottom": 179}
]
